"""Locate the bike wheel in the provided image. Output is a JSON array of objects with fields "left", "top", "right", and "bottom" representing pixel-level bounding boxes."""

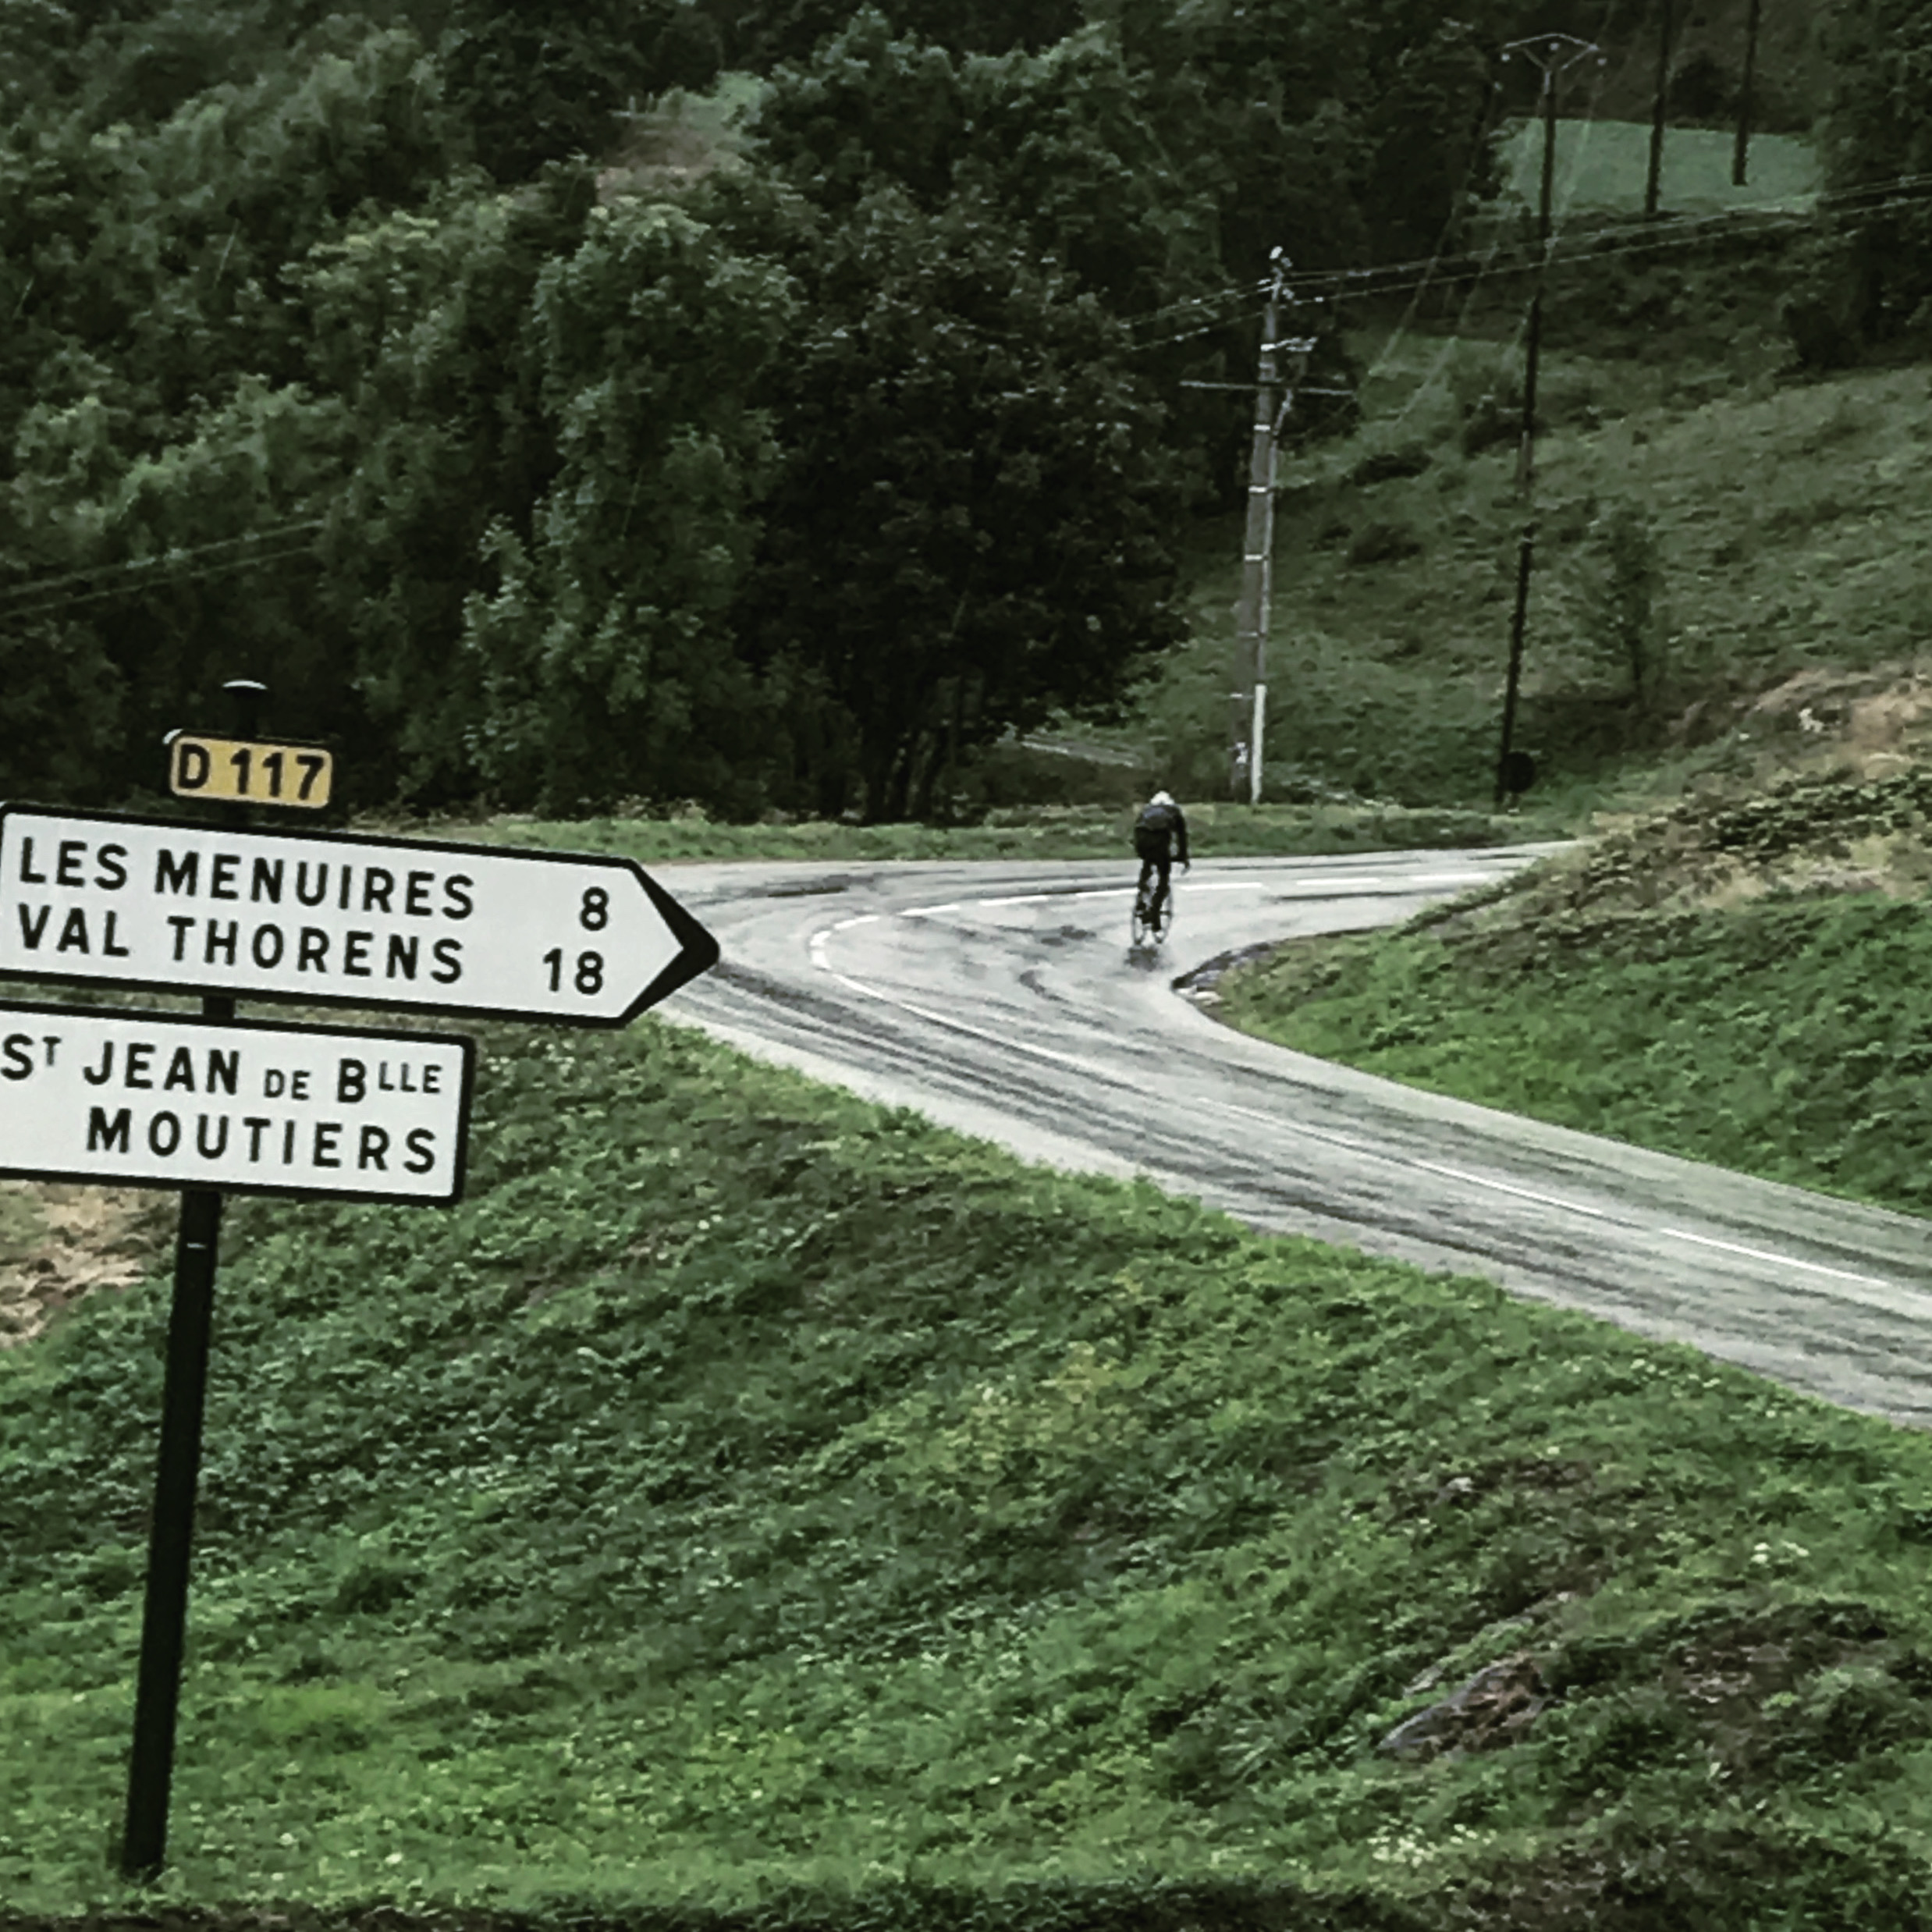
[{"left": 1131, "top": 898, "right": 1154, "bottom": 948}]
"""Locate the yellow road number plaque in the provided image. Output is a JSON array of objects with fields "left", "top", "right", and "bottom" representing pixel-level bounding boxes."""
[{"left": 167, "top": 734, "right": 333, "bottom": 810}]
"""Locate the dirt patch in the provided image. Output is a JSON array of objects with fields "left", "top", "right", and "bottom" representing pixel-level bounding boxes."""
[
  {"left": 1676, "top": 658, "right": 1932, "bottom": 783},
  {"left": 0, "top": 1181, "right": 171, "bottom": 1347}
]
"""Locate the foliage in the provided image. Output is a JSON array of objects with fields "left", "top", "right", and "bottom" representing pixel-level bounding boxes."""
[
  {"left": 1810, "top": 0, "right": 1932, "bottom": 349},
  {"left": 738, "top": 0, "right": 1083, "bottom": 67},
  {"left": 458, "top": 199, "right": 793, "bottom": 813},
  {"left": 1579, "top": 499, "right": 1667, "bottom": 712},
  {"left": 719, "top": 179, "right": 1186, "bottom": 819},
  {"left": 418, "top": 796, "right": 1537, "bottom": 862},
  {"left": 439, "top": 0, "right": 677, "bottom": 184}
]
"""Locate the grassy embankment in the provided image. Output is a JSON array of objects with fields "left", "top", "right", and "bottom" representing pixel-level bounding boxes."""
[
  {"left": 11, "top": 844, "right": 1932, "bottom": 1926},
  {"left": 1217, "top": 762, "right": 1932, "bottom": 1218}
]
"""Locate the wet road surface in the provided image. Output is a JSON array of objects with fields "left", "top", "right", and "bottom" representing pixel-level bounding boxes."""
[{"left": 657, "top": 847, "right": 1932, "bottom": 1430}]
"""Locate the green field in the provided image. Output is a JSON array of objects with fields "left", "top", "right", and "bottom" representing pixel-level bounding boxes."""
[
  {"left": 10, "top": 823, "right": 1932, "bottom": 1923},
  {"left": 1494, "top": 117, "right": 1820, "bottom": 220}
]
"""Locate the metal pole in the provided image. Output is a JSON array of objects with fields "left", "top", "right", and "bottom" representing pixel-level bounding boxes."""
[
  {"left": 1731, "top": 0, "right": 1763, "bottom": 186},
  {"left": 119, "top": 1185, "right": 222, "bottom": 1881},
  {"left": 1495, "top": 35, "right": 1596, "bottom": 808},
  {"left": 1495, "top": 527, "right": 1536, "bottom": 809},
  {"left": 1519, "top": 66, "right": 1557, "bottom": 495},
  {"left": 1231, "top": 252, "right": 1287, "bottom": 800},
  {"left": 1252, "top": 341, "right": 1312, "bottom": 808},
  {"left": 119, "top": 677, "right": 263, "bottom": 1882},
  {"left": 1645, "top": 0, "right": 1676, "bottom": 219}
]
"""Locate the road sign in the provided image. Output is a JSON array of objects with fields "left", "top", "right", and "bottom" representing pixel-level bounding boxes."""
[
  {"left": 167, "top": 733, "right": 333, "bottom": 809},
  {"left": 0, "top": 804, "right": 719, "bottom": 1025},
  {"left": 0, "top": 1002, "right": 471, "bottom": 1204}
]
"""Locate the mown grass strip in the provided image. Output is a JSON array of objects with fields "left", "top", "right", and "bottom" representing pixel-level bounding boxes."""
[
  {"left": 353, "top": 801, "right": 1563, "bottom": 865},
  {"left": 1218, "top": 887, "right": 1932, "bottom": 1220},
  {"left": 4, "top": 1015, "right": 1932, "bottom": 1926}
]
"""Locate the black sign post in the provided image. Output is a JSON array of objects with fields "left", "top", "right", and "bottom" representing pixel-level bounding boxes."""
[{"left": 120, "top": 680, "right": 258, "bottom": 1881}]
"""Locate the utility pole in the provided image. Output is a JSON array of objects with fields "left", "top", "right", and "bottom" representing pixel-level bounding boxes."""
[
  {"left": 1645, "top": 0, "right": 1678, "bottom": 219},
  {"left": 1231, "top": 251, "right": 1287, "bottom": 803},
  {"left": 1732, "top": 0, "right": 1763, "bottom": 186},
  {"left": 1494, "top": 33, "right": 1600, "bottom": 810}
]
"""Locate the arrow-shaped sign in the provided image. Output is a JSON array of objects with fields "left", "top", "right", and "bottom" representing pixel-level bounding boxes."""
[{"left": 0, "top": 805, "right": 719, "bottom": 1026}]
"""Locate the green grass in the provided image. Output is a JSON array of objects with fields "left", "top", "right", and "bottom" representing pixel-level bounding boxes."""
[
  {"left": 1135, "top": 355, "right": 1932, "bottom": 822},
  {"left": 351, "top": 797, "right": 1572, "bottom": 863},
  {"left": 1494, "top": 118, "right": 1821, "bottom": 220},
  {"left": 8, "top": 999, "right": 1932, "bottom": 1924},
  {"left": 1216, "top": 776, "right": 1932, "bottom": 1220}
]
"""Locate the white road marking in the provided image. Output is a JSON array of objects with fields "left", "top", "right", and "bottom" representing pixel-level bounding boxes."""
[
  {"left": 812, "top": 966, "right": 1124, "bottom": 1080},
  {"left": 1657, "top": 1227, "right": 1899, "bottom": 1291},
  {"left": 1215, "top": 1106, "right": 1911, "bottom": 1298},
  {"left": 807, "top": 874, "right": 1920, "bottom": 1308},
  {"left": 1405, "top": 1159, "right": 1616, "bottom": 1220}
]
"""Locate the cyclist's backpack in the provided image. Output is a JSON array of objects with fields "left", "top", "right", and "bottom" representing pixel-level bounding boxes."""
[{"left": 1134, "top": 801, "right": 1177, "bottom": 858}]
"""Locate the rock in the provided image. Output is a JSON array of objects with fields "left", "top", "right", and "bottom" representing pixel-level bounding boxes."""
[{"left": 1378, "top": 1650, "right": 1550, "bottom": 1763}]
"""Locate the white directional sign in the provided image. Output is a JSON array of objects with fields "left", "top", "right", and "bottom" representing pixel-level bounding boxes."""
[
  {"left": 0, "top": 805, "right": 718, "bottom": 1025},
  {"left": 0, "top": 1003, "right": 472, "bottom": 1203}
]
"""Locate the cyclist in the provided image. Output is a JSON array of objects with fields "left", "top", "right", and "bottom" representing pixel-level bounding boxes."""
[{"left": 1132, "top": 790, "right": 1190, "bottom": 930}]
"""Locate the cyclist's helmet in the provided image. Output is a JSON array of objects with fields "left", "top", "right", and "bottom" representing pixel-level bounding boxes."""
[{"left": 1151, "top": 790, "right": 1174, "bottom": 806}]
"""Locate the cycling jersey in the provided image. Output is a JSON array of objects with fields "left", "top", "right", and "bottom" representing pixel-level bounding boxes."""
[{"left": 1133, "top": 800, "right": 1189, "bottom": 865}]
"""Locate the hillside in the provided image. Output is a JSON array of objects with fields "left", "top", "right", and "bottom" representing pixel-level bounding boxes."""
[
  {"left": 9, "top": 982, "right": 1932, "bottom": 1929},
  {"left": 1216, "top": 754, "right": 1932, "bottom": 1220},
  {"left": 1129, "top": 309, "right": 1932, "bottom": 819}
]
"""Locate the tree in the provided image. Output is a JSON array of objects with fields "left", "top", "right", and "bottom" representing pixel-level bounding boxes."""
[
  {"left": 723, "top": 183, "right": 1185, "bottom": 820},
  {"left": 1358, "top": 17, "right": 1504, "bottom": 262},
  {"left": 1810, "top": 0, "right": 1932, "bottom": 350},
  {"left": 458, "top": 197, "right": 793, "bottom": 813},
  {"left": 740, "top": 0, "right": 1081, "bottom": 66},
  {"left": 294, "top": 162, "right": 598, "bottom": 805},
  {"left": 439, "top": 0, "right": 674, "bottom": 183},
  {"left": 1582, "top": 500, "right": 1667, "bottom": 714}
]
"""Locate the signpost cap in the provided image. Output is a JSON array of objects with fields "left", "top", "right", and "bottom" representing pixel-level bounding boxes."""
[{"left": 222, "top": 679, "right": 268, "bottom": 740}]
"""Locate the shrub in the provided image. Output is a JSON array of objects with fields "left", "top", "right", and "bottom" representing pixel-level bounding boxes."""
[{"left": 1347, "top": 520, "right": 1426, "bottom": 566}]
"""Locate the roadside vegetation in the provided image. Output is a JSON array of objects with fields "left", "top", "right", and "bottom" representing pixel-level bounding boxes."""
[
  {"left": 9, "top": 1014, "right": 1932, "bottom": 1929},
  {"left": 370, "top": 797, "right": 1555, "bottom": 865},
  {"left": 1216, "top": 761, "right": 1932, "bottom": 1223}
]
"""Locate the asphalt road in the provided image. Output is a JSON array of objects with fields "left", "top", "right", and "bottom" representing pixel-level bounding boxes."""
[{"left": 659, "top": 847, "right": 1932, "bottom": 1432}]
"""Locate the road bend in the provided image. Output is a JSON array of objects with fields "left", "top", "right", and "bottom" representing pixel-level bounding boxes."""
[{"left": 658, "top": 849, "right": 1932, "bottom": 1431}]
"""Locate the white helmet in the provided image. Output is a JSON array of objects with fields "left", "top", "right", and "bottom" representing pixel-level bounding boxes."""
[{"left": 1151, "top": 790, "right": 1174, "bottom": 806}]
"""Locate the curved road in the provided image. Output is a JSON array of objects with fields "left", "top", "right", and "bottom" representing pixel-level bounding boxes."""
[{"left": 657, "top": 848, "right": 1932, "bottom": 1431}]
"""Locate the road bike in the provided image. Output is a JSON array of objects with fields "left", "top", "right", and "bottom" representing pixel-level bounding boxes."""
[{"left": 1130, "top": 872, "right": 1173, "bottom": 951}]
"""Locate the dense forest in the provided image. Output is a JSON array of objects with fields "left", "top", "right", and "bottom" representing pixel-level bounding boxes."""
[{"left": 0, "top": 0, "right": 1924, "bottom": 819}]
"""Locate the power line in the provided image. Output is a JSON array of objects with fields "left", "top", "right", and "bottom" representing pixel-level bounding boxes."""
[
  {"left": 0, "top": 519, "right": 327, "bottom": 618},
  {"left": 0, "top": 535, "right": 325, "bottom": 627}
]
